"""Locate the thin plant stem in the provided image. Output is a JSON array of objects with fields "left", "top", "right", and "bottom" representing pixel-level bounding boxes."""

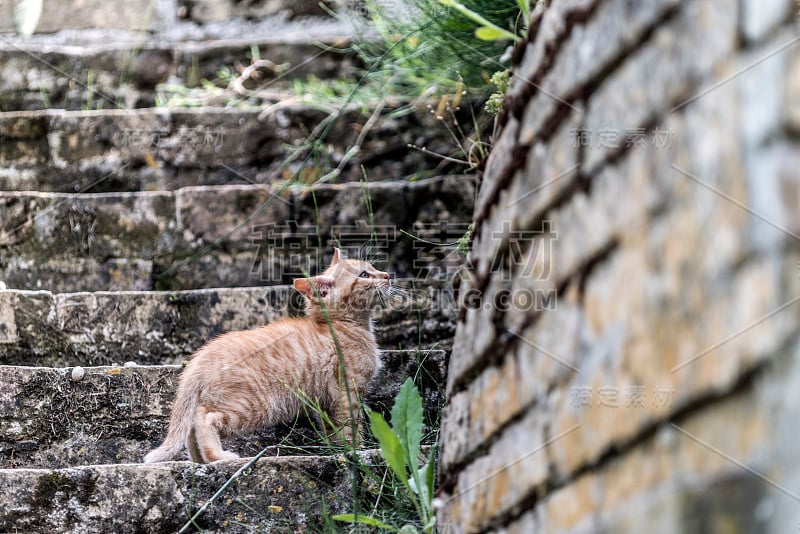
[{"left": 178, "top": 447, "right": 271, "bottom": 534}]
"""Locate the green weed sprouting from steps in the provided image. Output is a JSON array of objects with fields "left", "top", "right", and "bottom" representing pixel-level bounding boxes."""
[
  {"left": 333, "top": 378, "right": 437, "bottom": 534},
  {"left": 350, "top": 0, "right": 524, "bottom": 98}
]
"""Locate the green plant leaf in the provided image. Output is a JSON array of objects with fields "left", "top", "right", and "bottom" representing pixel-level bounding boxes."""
[
  {"left": 435, "top": 0, "right": 521, "bottom": 43},
  {"left": 390, "top": 378, "right": 424, "bottom": 471},
  {"left": 332, "top": 514, "right": 401, "bottom": 531},
  {"left": 416, "top": 462, "right": 430, "bottom": 502},
  {"left": 419, "top": 442, "right": 437, "bottom": 506},
  {"left": 368, "top": 408, "right": 409, "bottom": 487},
  {"left": 475, "top": 26, "right": 509, "bottom": 41}
]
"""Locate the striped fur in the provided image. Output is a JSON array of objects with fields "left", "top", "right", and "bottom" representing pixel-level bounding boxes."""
[{"left": 143, "top": 249, "right": 389, "bottom": 463}]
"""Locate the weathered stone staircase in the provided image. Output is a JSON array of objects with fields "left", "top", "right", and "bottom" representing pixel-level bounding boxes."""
[{"left": 0, "top": 2, "right": 475, "bottom": 531}]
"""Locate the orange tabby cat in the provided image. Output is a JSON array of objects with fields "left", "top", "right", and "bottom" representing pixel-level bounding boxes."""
[{"left": 144, "top": 248, "right": 390, "bottom": 463}]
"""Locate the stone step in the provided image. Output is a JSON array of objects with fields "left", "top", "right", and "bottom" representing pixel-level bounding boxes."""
[
  {"left": 0, "top": 350, "right": 446, "bottom": 468},
  {"left": 0, "top": 36, "right": 363, "bottom": 112},
  {"left": 0, "top": 105, "right": 467, "bottom": 192},
  {"left": 0, "top": 281, "right": 456, "bottom": 367},
  {"left": 0, "top": 0, "right": 339, "bottom": 35},
  {"left": 0, "top": 175, "right": 475, "bottom": 291},
  {"left": 0, "top": 453, "right": 365, "bottom": 533}
]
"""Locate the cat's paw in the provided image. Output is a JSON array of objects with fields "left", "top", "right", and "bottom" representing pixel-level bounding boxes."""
[{"left": 211, "top": 450, "right": 240, "bottom": 462}]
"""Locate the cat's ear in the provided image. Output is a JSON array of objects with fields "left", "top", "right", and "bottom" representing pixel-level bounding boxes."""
[
  {"left": 331, "top": 247, "right": 342, "bottom": 266},
  {"left": 294, "top": 275, "right": 335, "bottom": 298}
]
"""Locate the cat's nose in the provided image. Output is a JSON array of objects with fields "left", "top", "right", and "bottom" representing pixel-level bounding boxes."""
[{"left": 380, "top": 272, "right": 390, "bottom": 279}]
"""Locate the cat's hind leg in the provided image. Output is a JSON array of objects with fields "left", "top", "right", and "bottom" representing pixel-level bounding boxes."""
[{"left": 194, "top": 406, "right": 240, "bottom": 463}]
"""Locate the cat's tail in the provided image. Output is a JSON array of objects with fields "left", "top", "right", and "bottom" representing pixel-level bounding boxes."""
[{"left": 143, "top": 374, "right": 200, "bottom": 463}]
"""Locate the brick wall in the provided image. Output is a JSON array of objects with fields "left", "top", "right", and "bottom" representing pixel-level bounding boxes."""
[{"left": 437, "top": 0, "right": 800, "bottom": 532}]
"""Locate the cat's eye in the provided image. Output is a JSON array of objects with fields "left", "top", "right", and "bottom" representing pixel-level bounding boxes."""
[{"left": 359, "top": 271, "right": 369, "bottom": 278}]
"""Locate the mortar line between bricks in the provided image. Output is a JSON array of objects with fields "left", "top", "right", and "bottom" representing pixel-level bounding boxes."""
[
  {"left": 504, "top": 0, "right": 607, "bottom": 126},
  {"left": 472, "top": 0, "right": 685, "bottom": 235},
  {"left": 671, "top": 33, "right": 800, "bottom": 113},
  {"left": 439, "top": 363, "right": 580, "bottom": 485},
  {"left": 442, "top": 241, "right": 618, "bottom": 484},
  {"left": 449, "top": 239, "right": 618, "bottom": 398},
  {"left": 439, "top": 423, "right": 581, "bottom": 507},
  {"left": 506, "top": 0, "right": 684, "bottom": 133},
  {"left": 477, "top": 349, "right": 786, "bottom": 532},
  {"left": 670, "top": 423, "right": 800, "bottom": 502},
  {"left": 672, "top": 163, "right": 800, "bottom": 244},
  {"left": 466, "top": 0, "right": 773, "bottom": 305}
]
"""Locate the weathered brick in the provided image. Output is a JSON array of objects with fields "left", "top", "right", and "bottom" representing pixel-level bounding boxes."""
[
  {"left": 583, "top": 0, "right": 738, "bottom": 172},
  {"left": 738, "top": 0, "right": 792, "bottom": 43},
  {"left": 447, "top": 274, "right": 509, "bottom": 394},
  {"left": 507, "top": 0, "right": 600, "bottom": 104},
  {"left": 441, "top": 299, "right": 584, "bottom": 472},
  {"left": 517, "top": 0, "right": 684, "bottom": 145},
  {"left": 776, "top": 141, "right": 800, "bottom": 236},
  {"left": 508, "top": 113, "right": 580, "bottom": 227},
  {"left": 475, "top": 118, "right": 520, "bottom": 219},
  {"left": 531, "top": 377, "right": 781, "bottom": 533},
  {"left": 489, "top": 509, "right": 543, "bottom": 534},
  {"left": 739, "top": 29, "right": 793, "bottom": 154},
  {"left": 788, "top": 47, "right": 800, "bottom": 133},
  {"left": 732, "top": 154, "right": 785, "bottom": 252},
  {"left": 550, "top": 250, "right": 792, "bottom": 479},
  {"left": 470, "top": 192, "right": 514, "bottom": 284},
  {"left": 439, "top": 409, "right": 550, "bottom": 533}
]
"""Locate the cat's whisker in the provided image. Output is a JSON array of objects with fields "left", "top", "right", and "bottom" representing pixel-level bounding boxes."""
[
  {"left": 387, "top": 286, "right": 411, "bottom": 297},
  {"left": 377, "top": 286, "right": 392, "bottom": 300}
]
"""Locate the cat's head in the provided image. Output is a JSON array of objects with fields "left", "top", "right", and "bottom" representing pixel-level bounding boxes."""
[{"left": 293, "top": 248, "right": 390, "bottom": 313}]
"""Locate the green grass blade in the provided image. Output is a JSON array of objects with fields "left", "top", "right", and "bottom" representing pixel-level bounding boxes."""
[{"left": 332, "top": 514, "right": 401, "bottom": 531}]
